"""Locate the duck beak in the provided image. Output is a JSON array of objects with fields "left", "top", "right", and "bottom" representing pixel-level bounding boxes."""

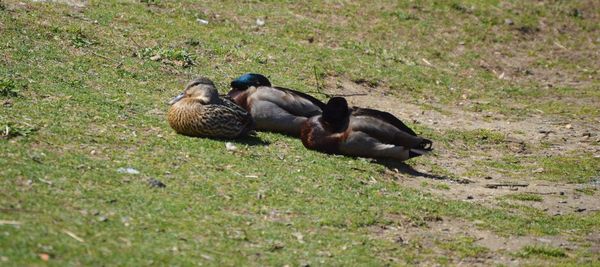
[{"left": 168, "top": 92, "right": 185, "bottom": 105}]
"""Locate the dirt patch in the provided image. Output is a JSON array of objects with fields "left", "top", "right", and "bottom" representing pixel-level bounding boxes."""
[
  {"left": 369, "top": 215, "right": 577, "bottom": 266},
  {"left": 324, "top": 77, "right": 599, "bottom": 155},
  {"left": 323, "top": 76, "right": 600, "bottom": 215}
]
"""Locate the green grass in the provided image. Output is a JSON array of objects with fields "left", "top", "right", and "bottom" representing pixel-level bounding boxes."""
[
  {"left": 1, "top": 0, "right": 599, "bottom": 265},
  {"left": 0, "top": 78, "right": 21, "bottom": 97},
  {"left": 533, "top": 155, "right": 600, "bottom": 183},
  {"left": 504, "top": 193, "right": 544, "bottom": 202},
  {"left": 517, "top": 245, "right": 568, "bottom": 258},
  {"left": 437, "top": 236, "right": 489, "bottom": 258}
]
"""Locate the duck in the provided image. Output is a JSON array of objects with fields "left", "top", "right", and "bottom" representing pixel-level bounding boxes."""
[
  {"left": 301, "top": 97, "right": 432, "bottom": 161},
  {"left": 167, "top": 77, "right": 255, "bottom": 139},
  {"left": 228, "top": 73, "right": 325, "bottom": 136}
]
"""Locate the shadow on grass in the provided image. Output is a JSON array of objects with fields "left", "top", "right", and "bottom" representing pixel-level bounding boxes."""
[
  {"left": 375, "top": 159, "right": 473, "bottom": 184},
  {"left": 183, "top": 134, "right": 271, "bottom": 146},
  {"left": 225, "top": 135, "right": 271, "bottom": 146}
]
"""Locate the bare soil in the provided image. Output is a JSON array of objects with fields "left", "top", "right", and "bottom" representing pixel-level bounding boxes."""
[
  {"left": 324, "top": 76, "right": 599, "bottom": 214},
  {"left": 324, "top": 76, "right": 599, "bottom": 264}
]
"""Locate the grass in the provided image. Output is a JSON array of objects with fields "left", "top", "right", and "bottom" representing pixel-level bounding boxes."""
[
  {"left": 504, "top": 193, "right": 544, "bottom": 202},
  {"left": 437, "top": 236, "right": 489, "bottom": 258},
  {"left": 0, "top": 122, "right": 37, "bottom": 140},
  {"left": 1, "top": 0, "right": 599, "bottom": 265},
  {"left": 517, "top": 245, "right": 568, "bottom": 258},
  {"left": 533, "top": 155, "right": 600, "bottom": 183},
  {"left": 0, "top": 78, "right": 21, "bottom": 97}
]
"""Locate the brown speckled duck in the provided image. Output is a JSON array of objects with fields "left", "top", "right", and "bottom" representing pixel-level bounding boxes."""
[
  {"left": 167, "top": 77, "right": 255, "bottom": 139},
  {"left": 228, "top": 73, "right": 325, "bottom": 136},
  {"left": 301, "top": 97, "right": 432, "bottom": 161}
]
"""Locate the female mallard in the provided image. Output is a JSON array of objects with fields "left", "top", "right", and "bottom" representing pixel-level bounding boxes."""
[
  {"left": 168, "top": 77, "right": 255, "bottom": 139},
  {"left": 227, "top": 73, "right": 325, "bottom": 136},
  {"left": 301, "top": 97, "right": 432, "bottom": 161}
]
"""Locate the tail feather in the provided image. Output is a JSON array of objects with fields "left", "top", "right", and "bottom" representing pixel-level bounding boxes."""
[
  {"left": 408, "top": 148, "right": 431, "bottom": 159},
  {"left": 419, "top": 139, "right": 433, "bottom": 151},
  {"left": 409, "top": 139, "right": 433, "bottom": 159}
]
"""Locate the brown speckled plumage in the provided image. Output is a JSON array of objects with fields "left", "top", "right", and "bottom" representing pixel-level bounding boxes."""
[{"left": 167, "top": 77, "right": 254, "bottom": 139}]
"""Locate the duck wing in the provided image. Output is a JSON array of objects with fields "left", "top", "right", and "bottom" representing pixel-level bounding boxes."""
[
  {"left": 221, "top": 96, "right": 252, "bottom": 117},
  {"left": 349, "top": 113, "right": 425, "bottom": 149},
  {"left": 273, "top": 86, "right": 327, "bottom": 110},
  {"left": 250, "top": 86, "right": 324, "bottom": 118},
  {"left": 201, "top": 104, "right": 255, "bottom": 137},
  {"left": 351, "top": 107, "right": 417, "bottom": 136}
]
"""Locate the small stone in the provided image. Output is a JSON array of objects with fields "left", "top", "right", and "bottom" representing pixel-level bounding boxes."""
[
  {"left": 256, "top": 18, "right": 265, "bottom": 26},
  {"left": 565, "top": 124, "right": 572, "bottom": 129},
  {"left": 117, "top": 167, "right": 140, "bottom": 175},
  {"left": 504, "top": 18, "right": 514, "bottom": 25},
  {"left": 39, "top": 253, "right": 50, "bottom": 261},
  {"left": 149, "top": 54, "right": 161, "bottom": 61},
  {"left": 225, "top": 142, "right": 237, "bottom": 151},
  {"left": 121, "top": 216, "right": 131, "bottom": 227},
  {"left": 201, "top": 254, "right": 213, "bottom": 261},
  {"left": 148, "top": 178, "right": 166, "bottom": 188},
  {"left": 292, "top": 232, "right": 305, "bottom": 243},
  {"left": 269, "top": 241, "right": 284, "bottom": 251},
  {"left": 196, "top": 18, "right": 209, "bottom": 25},
  {"left": 98, "top": 216, "right": 108, "bottom": 222}
]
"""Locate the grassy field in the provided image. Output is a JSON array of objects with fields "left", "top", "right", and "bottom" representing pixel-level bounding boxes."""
[{"left": 1, "top": 0, "right": 599, "bottom": 265}]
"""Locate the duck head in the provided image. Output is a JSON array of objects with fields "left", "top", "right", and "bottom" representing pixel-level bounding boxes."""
[
  {"left": 230, "top": 73, "right": 272, "bottom": 90},
  {"left": 322, "top": 97, "right": 350, "bottom": 132},
  {"left": 169, "top": 77, "right": 220, "bottom": 105}
]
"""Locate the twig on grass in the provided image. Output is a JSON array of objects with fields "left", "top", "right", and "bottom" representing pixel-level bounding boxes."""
[
  {"left": 485, "top": 183, "right": 529, "bottom": 189},
  {"left": 63, "top": 229, "right": 85, "bottom": 242}
]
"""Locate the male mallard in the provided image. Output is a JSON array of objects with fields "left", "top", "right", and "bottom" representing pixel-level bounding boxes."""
[
  {"left": 168, "top": 77, "right": 255, "bottom": 138},
  {"left": 228, "top": 73, "right": 325, "bottom": 136},
  {"left": 301, "top": 97, "right": 432, "bottom": 161}
]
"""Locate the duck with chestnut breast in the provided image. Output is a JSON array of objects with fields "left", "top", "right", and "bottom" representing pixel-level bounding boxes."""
[
  {"left": 167, "top": 77, "right": 255, "bottom": 139},
  {"left": 228, "top": 73, "right": 325, "bottom": 136},
  {"left": 301, "top": 97, "right": 432, "bottom": 161}
]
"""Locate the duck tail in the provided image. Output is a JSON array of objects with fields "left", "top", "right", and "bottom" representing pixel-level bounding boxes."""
[
  {"left": 408, "top": 139, "right": 433, "bottom": 159},
  {"left": 408, "top": 148, "right": 430, "bottom": 159},
  {"left": 419, "top": 139, "right": 433, "bottom": 151}
]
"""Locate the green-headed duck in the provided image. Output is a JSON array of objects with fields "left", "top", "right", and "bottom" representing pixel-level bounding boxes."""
[{"left": 228, "top": 73, "right": 325, "bottom": 136}]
